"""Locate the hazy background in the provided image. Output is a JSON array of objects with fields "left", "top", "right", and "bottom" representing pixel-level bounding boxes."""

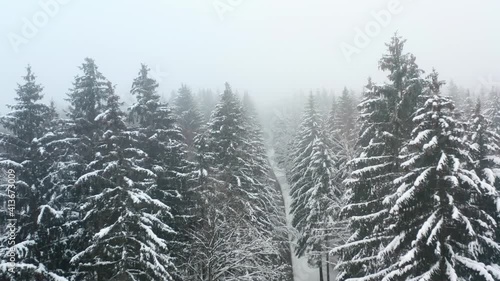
[{"left": 1, "top": 0, "right": 499, "bottom": 112}]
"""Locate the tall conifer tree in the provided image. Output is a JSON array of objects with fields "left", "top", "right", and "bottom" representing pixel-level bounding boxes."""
[
  {"left": 0, "top": 66, "right": 66, "bottom": 280},
  {"left": 380, "top": 71, "right": 500, "bottom": 281}
]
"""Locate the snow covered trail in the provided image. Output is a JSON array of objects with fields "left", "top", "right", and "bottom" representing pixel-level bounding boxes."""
[{"left": 268, "top": 149, "right": 320, "bottom": 281}]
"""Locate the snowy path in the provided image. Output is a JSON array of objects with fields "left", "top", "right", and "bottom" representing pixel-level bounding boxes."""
[{"left": 268, "top": 149, "right": 319, "bottom": 281}]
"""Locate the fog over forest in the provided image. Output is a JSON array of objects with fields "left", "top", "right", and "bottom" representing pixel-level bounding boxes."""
[
  {"left": 1, "top": 1, "right": 500, "bottom": 281},
  {"left": 1, "top": 0, "right": 500, "bottom": 111}
]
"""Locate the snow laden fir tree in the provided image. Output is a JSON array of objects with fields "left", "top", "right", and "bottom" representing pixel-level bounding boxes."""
[
  {"left": 334, "top": 35, "right": 500, "bottom": 281},
  {"left": 378, "top": 71, "right": 500, "bottom": 280},
  {"left": 334, "top": 35, "right": 426, "bottom": 280},
  {"left": 289, "top": 94, "right": 345, "bottom": 279},
  {"left": 0, "top": 66, "right": 66, "bottom": 280},
  {"left": 182, "top": 83, "right": 291, "bottom": 281},
  {"left": 71, "top": 84, "right": 176, "bottom": 280}
]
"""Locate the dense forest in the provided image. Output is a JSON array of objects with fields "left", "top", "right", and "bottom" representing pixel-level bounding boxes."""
[{"left": 1, "top": 34, "right": 500, "bottom": 281}]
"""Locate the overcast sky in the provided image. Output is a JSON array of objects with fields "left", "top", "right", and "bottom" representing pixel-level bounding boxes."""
[{"left": 1, "top": 0, "right": 499, "bottom": 112}]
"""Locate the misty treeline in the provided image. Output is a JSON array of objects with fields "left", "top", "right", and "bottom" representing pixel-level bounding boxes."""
[{"left": 0, "top": 33, "right": 499, "bottom": 281}]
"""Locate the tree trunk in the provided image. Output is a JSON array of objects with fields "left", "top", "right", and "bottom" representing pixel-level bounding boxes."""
[
  {"left": 319, "top": 259, "right": 324, "bottom": 281},
  {"left": 326, "top": 253, "right": 330, "bottom": 281}
]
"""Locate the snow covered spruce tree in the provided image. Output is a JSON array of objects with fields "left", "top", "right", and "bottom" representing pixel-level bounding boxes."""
[
  {"left": 328, "top": 88, "right": 358, "bottom": 182},
  {"left": 468, "top": 100, "right": 500, "bottom": 265},
  {"left": 184, "top": 83, "right": 290, "bottom": 281},
  {"left": 446, "top": 80, "right": 468, "bottom": 112},
  {"left": 469, "top": 100, "right": 500, "bottom": 192},
  {"left": 197, "top": 88, "right": 217, "bottom": 123},
  {"left": 241, "top": 92, "right": 290, "bottom": 253},
  {"left": 0, "top": 66, "right": 67, "bottom": 280},
  {"left": 71, "top": 83, "right": 176, "bottom": 281},
  {"left": 33, "top": 106, "right": 83, "bottom": 280},
  {"left": 335, "top": 87, "right": 358, "bottom": 143},
  {"left": 378, "top": 71, "right": 500, "bottom": 280},
  {"left": 446, "top": 81, "right": 477, "bottom": 122},
  {"left": 269, "top": 106, "right": 298, "bottom": 174},
  {"left": 179, "top": 131, "right": 219, "bottom": 280},
  {"left": 128, "top": 64, "right": 186, "bottom": 198},
  {"left": 173, "top": 84, "right": 203, "bottom": 155},
  {"left": 327, "top": 94, "right": 337, "bottom": 135},
  {"left": 128, "top": 64, "right": 189, "bottom": 273},
  {"left": 333, "top": 34, "right": 426, "bottom": 280},
  {"left": 66, "top": 58, "right": 111, "bottom": 164},
  {"left": 58, "top": 58, "right": 115, "bottom": 278},
  {"left": 486, "top": 87, "right": 500, "bottom": 132},
  {"left": 447, "top": 80, "right": 461, "bottom": 105},
  {"left": 204, "top": 83, "right": 254, "bottom": 217},
  {"left": 242, "top": 93, "right": 293, "bottom": 279},
  {"left": 289, "top": 94, "right": 342, "bottom": 277},
  {"left": 333, "top": 79, "right": 396, "bottom": 280},
  {"left": 461, "top": 90, "right": 476, "bottom": 120},
  {"left": 315, "top": 88, "right": 333, "bottom": 119}
]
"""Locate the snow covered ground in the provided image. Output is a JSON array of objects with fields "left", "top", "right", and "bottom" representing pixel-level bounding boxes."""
[{"left": 268, "top": 149, "right": 319, "bottom": 281}]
